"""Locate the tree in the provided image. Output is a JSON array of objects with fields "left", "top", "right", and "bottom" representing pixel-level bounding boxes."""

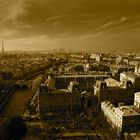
[
  {"left": 0, "top": 116, "right": 27, "bottom": 140},
  {"left": 32, "top": 75, "right": 44, "bottom": 93},
  {"left": 0, "top": 119, "right": 9, "bottom": 140}
]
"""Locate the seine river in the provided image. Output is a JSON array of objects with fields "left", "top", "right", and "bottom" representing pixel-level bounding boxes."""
[{"left": 1, "top": 88, "right": 33, "bottom": 118}]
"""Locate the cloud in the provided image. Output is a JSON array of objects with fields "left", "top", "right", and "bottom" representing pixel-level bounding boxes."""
[
  {"left": 97, "top": 22, "right": 113, "bottom": 30},
  {"left": 0, "top": 29, "right": 19, "bottom": 40},
  {"left": 7, "top": 35, "right": 49, "bottom": 44},
  {"left": 0, "top": 0, "right": 27, "bottom": 23},
  {"left": 5, "top": 34, "right": 61, "bottom": 51},
  {"left": 0, "top": 0, "right": 140, "bottom": 51},
  {"left": 120, "top": 16, "right": 130, "bottom": 22},
  {"left": 90, "top": 16, "right": 133, "bottom": 33},
  {"left": 80, "top": 32, "right": 103, "bottom": 39},
  {"left": 46, "top": 15, "right": 66, "bottom": 22}
]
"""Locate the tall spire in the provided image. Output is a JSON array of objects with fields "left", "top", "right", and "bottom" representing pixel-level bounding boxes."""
[{"left": 1, "top": 41, "right": 5, "bottom": 54}]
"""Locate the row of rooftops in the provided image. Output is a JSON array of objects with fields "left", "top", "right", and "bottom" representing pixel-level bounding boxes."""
[
  {"left": 46, "top": 72, "right": 134, "bottom": 91},
  {"left": 44, "top": 89, "right": 70, "bottom": 94},
  {"left": 102, "top": 101, "right": 140, "bottom": 117},
  {"left": 95, "top": 78, "right": 133, "bottom": 90},
  {"left": 121, "top": 72, "right": 140, "bottom": 78},
  {"left": 40, "top": 80, "right": 81, "bottom": 94},
  {"left": 48, "top": 70, "right": 112, "bottom": 75},
  {"left": 53, "top": 74, "right": 110, "bottom": 78}
]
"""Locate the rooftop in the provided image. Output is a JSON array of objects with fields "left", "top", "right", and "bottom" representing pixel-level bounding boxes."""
[
  {"left": 117, "top": 106, "right": 140, "bottom": 116},
  {"left": 49, "top": 89, "right": 70, "bottom": 94},
  {"left": 102, "top": 101, "right": 140, "bottom": 117},
  {"left": 124, "top": 132, "right": 140, "bottom": 139},
  {"left": 135, "top": 92, "right": 140, "bottom": 97},
  {"left": 122, "top": 72, "right": 140, "bottom": 78},
  {"left": 54, "top": 74, "right": 110, "bottom": 78},
  {"left": 105, "top": 78, "right": 121, "bottom": 87}
]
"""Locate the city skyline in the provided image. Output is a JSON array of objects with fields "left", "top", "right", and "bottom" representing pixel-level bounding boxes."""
[{"left": 0, "top": 0, "right": 140, "bottom": 52}]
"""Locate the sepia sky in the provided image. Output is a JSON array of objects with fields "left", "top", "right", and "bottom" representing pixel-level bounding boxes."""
[{"left": 1, "top": 0, "right": 140, "bottom": 52}]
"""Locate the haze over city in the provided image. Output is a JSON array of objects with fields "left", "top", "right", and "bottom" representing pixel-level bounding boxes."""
[{"left": 0, "top": 0, "right": 140, "bottom": 52}]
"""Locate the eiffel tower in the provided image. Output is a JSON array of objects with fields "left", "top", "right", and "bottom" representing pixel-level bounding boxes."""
[{"left": 1, "top": 41, "right": 5, "bottom": 54}]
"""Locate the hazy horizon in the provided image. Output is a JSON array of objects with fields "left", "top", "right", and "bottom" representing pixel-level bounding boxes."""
[{"left": 1, "top": 0, "right": 140, "bottom": 52}]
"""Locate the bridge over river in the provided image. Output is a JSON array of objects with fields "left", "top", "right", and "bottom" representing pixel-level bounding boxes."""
[{"left": 14, "top": 80, "right": 34, "bottom": 88}]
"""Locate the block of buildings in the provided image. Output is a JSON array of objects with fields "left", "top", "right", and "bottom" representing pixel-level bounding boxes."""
[
  {"left": 135, "top": 63, "right": 140, "bottom": 74},
  {"left": 124, "top": 132, "right": 140, "bottom": 140},
  {"left": 120, "top": 72, "right": 140, "bottom": 92},
  {"left": 53, "top": 73, "right": 110, "bottom": 91},
  {"left": 94, "top": 78, "right": 134, "bottom": 105},
  {"left": 38, "top": 81, "right": 81, "bottom": 118},
  {"left": 101, "top": 101, "right": 140, "bottom": 135},
  {"left": 134, "top": 92, "right": 140, "bottom": 108},
  {"left": 110, "top": 65, "right": 134, "bottom": 80}
]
